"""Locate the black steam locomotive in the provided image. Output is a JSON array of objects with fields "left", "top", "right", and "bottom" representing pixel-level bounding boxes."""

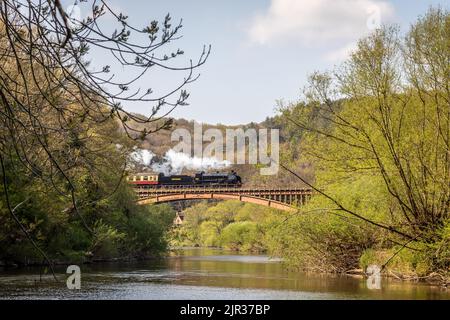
[{"left": 128, "top": 171, "right": 242, "bottom": 188}]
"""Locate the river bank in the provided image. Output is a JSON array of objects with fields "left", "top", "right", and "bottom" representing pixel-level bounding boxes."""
[
  {"left": 0, "top": 254, "right": 164, "bottom": 269},
  {"left": 1, "top": 246, "right": 448, "bottom": 289},
  {"left": 173, "top": 247, "right": 450, "bottom": 288},
  {"left": 0, "top": 248, "right": 448, "bottom": 300}
]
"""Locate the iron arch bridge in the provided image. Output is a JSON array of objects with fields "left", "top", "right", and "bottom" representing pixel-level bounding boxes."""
[{"left": 136, "top": 186, "right": 313, "bottom": 212}]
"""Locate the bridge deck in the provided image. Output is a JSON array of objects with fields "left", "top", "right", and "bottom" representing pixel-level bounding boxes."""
[
  {"left": 135, "top": 187, "right": 313, "bottom": 211},
  {"left": 135, "top": 187, "right": 313, "bottom": 196}
]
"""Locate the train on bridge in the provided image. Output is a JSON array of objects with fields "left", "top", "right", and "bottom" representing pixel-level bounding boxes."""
[{"left": 127, "top": 171, "right": 242, "bottom": 188}]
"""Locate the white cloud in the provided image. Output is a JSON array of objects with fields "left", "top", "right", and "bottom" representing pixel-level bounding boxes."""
[
  {"left": 324, "top": 42, "right": 358, "bottom": 62},
  {"left": 248, "top": 0, "right": 395, "bottom": 46}
]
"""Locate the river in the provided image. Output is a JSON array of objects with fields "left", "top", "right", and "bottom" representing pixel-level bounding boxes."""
[{"left": 0, "top": 248, "right": 448, "bottom": 300}]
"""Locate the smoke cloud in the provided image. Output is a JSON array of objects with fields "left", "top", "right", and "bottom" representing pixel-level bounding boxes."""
[
  {"left": 130, "top": 148, "right": 154, "bottom": 166},
  {"left": 131, "top": 148, "right": 231, "bottom": 175}
]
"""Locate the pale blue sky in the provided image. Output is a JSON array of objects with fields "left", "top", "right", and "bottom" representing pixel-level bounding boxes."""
[{"left": 68, "top": 0, "right": 447, "bottom": 125}]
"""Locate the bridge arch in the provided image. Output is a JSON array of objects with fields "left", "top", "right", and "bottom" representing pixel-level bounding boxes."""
[{"left": 137, "top": 193, "right": 297, "bottom": 212}]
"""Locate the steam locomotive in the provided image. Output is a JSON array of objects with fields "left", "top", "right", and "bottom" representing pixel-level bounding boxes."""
[{"left": 127, "top": 171, "right": 242, "bottom": 188}]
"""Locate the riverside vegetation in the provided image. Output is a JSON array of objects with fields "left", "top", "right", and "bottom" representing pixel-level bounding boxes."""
[
  {"left": 269, "top": 8, "right": 449, "bottom": 282},
  {"left": 0, "top": 3, "right": 191, "bottom": 267},
  {"left": 169, "top": 201, "right": 285, "bottom": 252},
  {"left": 0, "top": 114, "right": 176, "bottom": 265},
  {"left": 171, "top": 8, "right": 449, "bottom": 284}
]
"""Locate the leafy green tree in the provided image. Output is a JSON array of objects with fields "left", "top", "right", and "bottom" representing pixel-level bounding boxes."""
[
  {"left": 199, "top": 221, "right": 221, "bottom": 247},
  {"left": 0, "top": 1, "right": 207, "bottom": 269},
  {"left": 172, "top": 200, "right": 283, "bottom": 252},
  {"left": 275, "top": 7, "right": 449, "bottom": 276},
  {"left": 220, "top": 221, "right": 262, "bottom": 251}
]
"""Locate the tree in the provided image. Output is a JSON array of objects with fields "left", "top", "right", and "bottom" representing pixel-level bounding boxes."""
[
  {"left": 279, "top": 7, "right": 449, "bottom": 273},
  {"left": 0, "top": 1, "right": 208, "bottom": 270}
]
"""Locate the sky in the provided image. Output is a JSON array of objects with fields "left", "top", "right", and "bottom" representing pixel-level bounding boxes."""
[{"left": 66, "top": 0, "right": 447, "bottom": 125}]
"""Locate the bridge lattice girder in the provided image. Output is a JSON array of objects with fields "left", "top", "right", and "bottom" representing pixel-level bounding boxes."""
[{"left": 136, "top": 187, "right": 313, "bottom": 212}]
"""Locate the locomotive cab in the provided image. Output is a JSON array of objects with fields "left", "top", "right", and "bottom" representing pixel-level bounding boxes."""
[{"left": 228, "top": 170, "right": 242, "bottom": 186}]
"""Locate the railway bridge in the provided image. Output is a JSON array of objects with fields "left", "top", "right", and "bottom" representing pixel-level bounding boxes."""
[{"left": 136, "top": 186, "right": 313, "bottom": 212}]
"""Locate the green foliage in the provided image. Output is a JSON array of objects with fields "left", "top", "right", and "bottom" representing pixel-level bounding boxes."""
[
  {"left": 268, "top": 8, "right": 449, "bottom": 278},
  {"left": 221, "top": 221, "right": 262, "bottom": 251},
  {"left": 170, "top": 201, "right": 283, "bottom": 252},
  {"left": 0, "top": 122, "right": 176, "bottom": 265},
  {"left": 199, "top": 221, "right": 221, "bottom": 247},
  {"left": 90, "top": 220, "right": 126, "bottom": 258},
  {"left": 125, "top": 204, "right": 176, "bottom": 257}
]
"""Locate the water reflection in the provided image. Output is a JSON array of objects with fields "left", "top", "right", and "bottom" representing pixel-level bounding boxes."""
[{"left": 0, "top": 248, "right": 448, "bottom": 300}]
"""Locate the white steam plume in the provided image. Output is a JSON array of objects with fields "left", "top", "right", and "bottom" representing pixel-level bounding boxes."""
[
  {"left": 130, "top": 148, "right": 154, "bottom": 166},
  {"left": 131, "top": 148, "right": 231, "bottom": 175}
]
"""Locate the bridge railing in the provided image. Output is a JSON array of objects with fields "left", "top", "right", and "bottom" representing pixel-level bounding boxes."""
[
  {"left": 136, "top": 191, "right": 314, "bottom": 207},
  {"left": 134, "top": 186, "right": 314, "bottom": 206},
  {"left": 134, "top": 186, "right": 313, "bottom": 194}
]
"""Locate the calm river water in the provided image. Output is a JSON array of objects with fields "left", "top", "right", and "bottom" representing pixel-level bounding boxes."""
[{"left": 0, "top": 248, "right": 448, "bottom": 300}]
